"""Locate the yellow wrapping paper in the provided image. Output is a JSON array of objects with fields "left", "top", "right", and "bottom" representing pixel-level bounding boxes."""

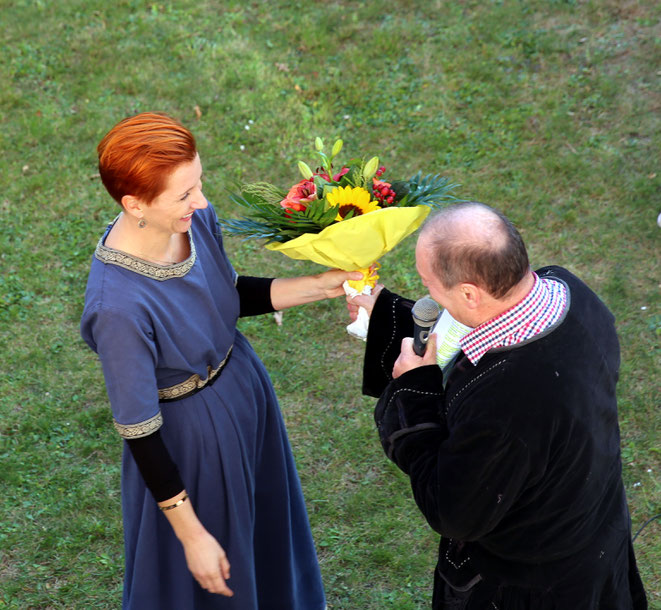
[
  {"left": 266, "top": 205, "right": 431, "bottom": 339},
  {"left": 265, "top": 205, "right": 431, "bottom": 271}
]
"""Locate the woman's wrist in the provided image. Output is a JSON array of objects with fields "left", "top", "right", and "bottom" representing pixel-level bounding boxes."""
[
  {"left": 159, "top": 493, "right": 189, "bottom": 511},
  {"left": 271, "top": 276, "right": 319, "bottom": 309},
  {"left": 161, "top": 501, "right": 209, "bottom": 544},
  {"left": 271, "top": 270, "right": 359, "bottom": 310}
]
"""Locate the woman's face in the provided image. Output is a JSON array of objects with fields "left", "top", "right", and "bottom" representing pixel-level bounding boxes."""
[{"left": 141, "top": 153, "right": 208, "bottom": 235}]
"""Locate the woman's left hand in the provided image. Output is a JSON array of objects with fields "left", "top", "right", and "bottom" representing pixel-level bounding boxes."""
[
  {"left": 270, "top": 270, "right": 364, "bottom": 310},
  {"left": 315, "top": 269, "right": 365, "bottom": 299}
]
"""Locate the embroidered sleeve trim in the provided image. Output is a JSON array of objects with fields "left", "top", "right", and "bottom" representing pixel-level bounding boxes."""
[
  {"left": 94, "top": 230, "right": 196, "bottom": 281},
  {"left": 381, "top": 295, "right": 401, "bottom": 377},
  {"left": 114, "top": 412, "right": 163, "bottom": 439},
  {"left": 157, "top": 347, "right": 233, "bottom": 401}
]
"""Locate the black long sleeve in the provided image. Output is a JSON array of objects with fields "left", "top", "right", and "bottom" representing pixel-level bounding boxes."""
[
  {"left": 236, "top": 276, "right": 275, "bottom": 317},
  {"left": 125, "top": 430, "right": 185, "bottom": 502}
]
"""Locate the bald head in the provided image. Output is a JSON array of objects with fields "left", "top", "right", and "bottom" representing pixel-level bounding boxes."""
[
  {"left": 420, "top": 202, "right": 530, "bottom": 299},
  {"left": 422, "top": 203, "right": 510, "bottom": 250}
]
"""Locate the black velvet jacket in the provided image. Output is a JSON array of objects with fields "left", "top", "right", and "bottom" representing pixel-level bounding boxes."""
[{"left": 363, "top": 267, "right": 647, "bottom": 609}]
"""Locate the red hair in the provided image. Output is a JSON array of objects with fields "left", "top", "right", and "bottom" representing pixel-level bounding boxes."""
[{"left": 97, "top": 112, "right": 197, "bottom": 205}]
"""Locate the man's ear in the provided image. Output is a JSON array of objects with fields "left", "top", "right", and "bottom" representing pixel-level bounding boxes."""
[{"left": 459, "top": 283, "right": 481, "bottom": 310}]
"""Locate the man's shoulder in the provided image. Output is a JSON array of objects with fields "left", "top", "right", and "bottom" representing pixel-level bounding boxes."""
[
  {"left": 535, "top": 265, "right": 577, "bottom": 284},
  {"left": 536, "top": 265, "right": 614, "bottom": 321}
]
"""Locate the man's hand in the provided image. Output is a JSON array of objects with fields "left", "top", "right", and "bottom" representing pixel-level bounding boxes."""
[
  {"left": 393, "top": 333, "right": 438, "bottom": 378},
  {"left": 346, "top": 283, "right": 384, "bottom": 321}
]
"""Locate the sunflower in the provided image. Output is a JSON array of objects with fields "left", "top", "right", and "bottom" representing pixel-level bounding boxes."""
[{"left": 326, "top": 186, "right": 381, "bottom": 221}]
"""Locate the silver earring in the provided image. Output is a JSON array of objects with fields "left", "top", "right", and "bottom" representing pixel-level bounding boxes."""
[{"left": 138, "top": 219, "right": 147, "bottom": 228}]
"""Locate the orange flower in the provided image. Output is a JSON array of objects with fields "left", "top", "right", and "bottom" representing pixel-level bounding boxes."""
[{"left": 280, "top": 179, "right": 317, "bottom": 212}]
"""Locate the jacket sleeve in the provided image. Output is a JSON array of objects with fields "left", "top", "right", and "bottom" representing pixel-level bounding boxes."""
[
  {"left": 374, "top": 365, "right": 446, "bottom": 462},
  {"left": 362, "top": 288, "right": 415, "bottom": 397},
  {"left": 376, "top": 366, "right": 531, "bottom": 542}
]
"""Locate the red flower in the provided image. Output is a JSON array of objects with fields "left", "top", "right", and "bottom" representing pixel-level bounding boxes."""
[
  {"left": 280, "top": 179, "right": 317, "bottom": 211},
  {"left": 316, "top": 166, "right": 350, "bottom": 182},
  {"left": 373, "top": 178, "right": 397, "bottom": 207}
]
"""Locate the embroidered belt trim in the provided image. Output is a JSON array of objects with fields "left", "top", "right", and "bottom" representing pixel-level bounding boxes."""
[
  {"left": 114, "top": 412, "right": 163, "bottom": 439},
  {"left": 158, "top": 346, "right": 233, "bottom": 402},
  {"left": 112, "top": 348, "right": 232, "bottom": 438}
]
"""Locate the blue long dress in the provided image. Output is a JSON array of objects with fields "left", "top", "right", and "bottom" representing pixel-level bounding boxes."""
[{"left": 80, "top": 204, "right": 326, "bottom": 610}]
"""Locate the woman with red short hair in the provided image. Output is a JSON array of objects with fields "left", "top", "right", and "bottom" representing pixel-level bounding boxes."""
[{"left": 81, "top": 113, "right": 355, "bottom": 609}]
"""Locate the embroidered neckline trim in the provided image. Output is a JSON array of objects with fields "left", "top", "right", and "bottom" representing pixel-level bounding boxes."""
[{"left": 94, "top": 224, "right": 196, "bottom": 281}]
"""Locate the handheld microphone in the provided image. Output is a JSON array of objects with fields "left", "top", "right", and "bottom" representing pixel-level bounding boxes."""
[{"left": 412, "top": 297, "right": 441, "bottom": 356}]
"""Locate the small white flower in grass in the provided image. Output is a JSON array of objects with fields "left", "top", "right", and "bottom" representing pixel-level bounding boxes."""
[
  {"left": 249, "top": 119, "right": 254, "bottom": 124},
  {"left": 633, "top": 482, "right": 642, "bottom": 487},
  {"left": 657, "top": 212, "right": 661, "bottom": 228},
  {"left": 641, "top": 306, "right": 648, "bottom": 310},
  {"left": 244, "top": 124, "right": 250, "bottom": 130},
  {"left": 343, "top": 114, "right": 350, "bottom": 120},
  {"left": 239, "top": 145, "right": 245, "bottom": 151},
  {"left": 648, "top": 469, "right": 653, "bottom": 473}
]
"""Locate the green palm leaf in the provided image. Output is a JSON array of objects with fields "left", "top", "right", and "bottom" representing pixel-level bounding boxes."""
[
  {"left": 391, "top": 173, "right": 461, "bottom": 208},
  {"left": 218, "top": 189, "right": 339, "bottom": 243}
]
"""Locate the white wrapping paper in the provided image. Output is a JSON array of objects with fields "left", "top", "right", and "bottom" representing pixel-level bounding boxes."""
[{"left": 343, "top": 281, "right": 371, "bottom": 340}]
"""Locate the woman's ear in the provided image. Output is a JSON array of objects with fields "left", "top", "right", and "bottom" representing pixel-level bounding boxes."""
[{"left": 121, "top": 194, "right": 144, "bottom": 220}]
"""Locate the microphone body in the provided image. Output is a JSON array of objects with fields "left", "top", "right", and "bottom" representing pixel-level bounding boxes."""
[{"left": 412, "top": 297, "right": 441, "bottom": 356}]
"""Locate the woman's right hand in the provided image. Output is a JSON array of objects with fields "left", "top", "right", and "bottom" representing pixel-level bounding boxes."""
[
  {"left": 182, "top": 530, "right": 234, "bottom": 596},
  {"left": 159, "top": 490, "right": 233, "bottom": 596}
]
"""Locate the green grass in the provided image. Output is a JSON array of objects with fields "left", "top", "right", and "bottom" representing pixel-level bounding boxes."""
[{"left": 1, "top": 0, "right": 659, "bottom": 607}]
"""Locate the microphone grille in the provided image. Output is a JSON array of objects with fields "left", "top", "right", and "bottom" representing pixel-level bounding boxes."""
[{"left": 412, "top": 296, "right": 441, "bottom": 323}]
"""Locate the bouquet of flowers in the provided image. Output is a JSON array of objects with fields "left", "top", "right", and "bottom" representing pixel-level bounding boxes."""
[{"left": 219, "top": 137, "right": 459, "bottom": 338}]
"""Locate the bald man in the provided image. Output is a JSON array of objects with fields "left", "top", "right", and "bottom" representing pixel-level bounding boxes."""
[{"left": 351, "top": 203, "right": 647, "bottom": 609}]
